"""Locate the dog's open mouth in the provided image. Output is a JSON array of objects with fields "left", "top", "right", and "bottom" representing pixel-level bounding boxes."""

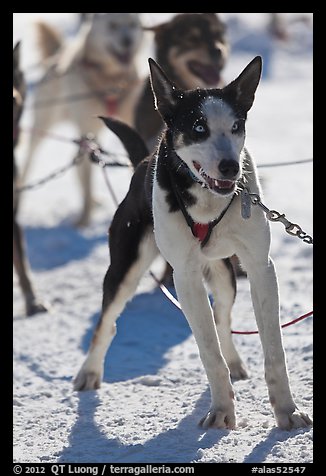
[
  {"left": 193, "top": 161, "right": 236, "bottom": 195},
  {"left": 187, "top": 60, "right": 220, "bottom": 86}
]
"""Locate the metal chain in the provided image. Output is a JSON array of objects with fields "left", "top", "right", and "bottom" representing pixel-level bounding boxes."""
[
  {"left": 245, "top": 187, "right": 313, "bottom": 244},
  {"left": 15, "top": 153, "right": 84, "bottom": 193},
  {"left": 15, "top": 136, "right": 131, "bottom": 194}
]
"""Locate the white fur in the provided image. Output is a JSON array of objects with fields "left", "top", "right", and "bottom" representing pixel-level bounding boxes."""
[{"left": 177, "top": 97, "right": 244, "bottom": 186}]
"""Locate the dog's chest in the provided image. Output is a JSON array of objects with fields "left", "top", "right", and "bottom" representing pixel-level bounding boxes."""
[
  {"left": 153, "top": 171, "right": 237, "bottom": 260},
  {"left": 79, "top": 65, "right": 139, "bottom": 116}
]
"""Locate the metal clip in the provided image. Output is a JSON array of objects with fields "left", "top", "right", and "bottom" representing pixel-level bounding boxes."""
[
  {"left": 241, "top": 188, "right": 251, "bottom": 219},
  {"left": 245, "top": 185, "right": 313, "bottom": 245},
  {"left": 285, "top": 222, "right": 302, "bottom": 236}
]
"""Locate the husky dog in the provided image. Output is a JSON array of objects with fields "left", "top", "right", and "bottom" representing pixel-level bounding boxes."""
[
  {"left": 13, "top": 42, "right": 47, "bottom": 316},
  {"left": 74, "top": 57, "right": 312, "bottom": 430},
  {"left": 134, "top": 13, "right": 229, "bottom": 150},
  {"left": 23, "top": 13, "right": 143, "bottom": 226}
]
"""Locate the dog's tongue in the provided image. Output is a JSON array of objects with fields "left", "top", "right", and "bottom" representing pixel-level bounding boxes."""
[{"left": 188, "top": 61, "right": 220, "bottom": 86}]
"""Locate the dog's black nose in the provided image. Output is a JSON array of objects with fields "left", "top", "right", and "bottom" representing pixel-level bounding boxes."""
[
  {"left": 211, "top": 47, "right": 222, "bottom": 61},
  {"left": 122, "top": 36, "right": 132, "bottom": 48},
  {"left": 218, "top": 159, "right": 239, "bottom": 178}
]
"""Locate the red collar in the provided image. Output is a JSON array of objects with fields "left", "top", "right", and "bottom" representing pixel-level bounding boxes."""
[
  {"left": 105, "top": 96, "right": 118, "bottom": 116},
  {"left": 81, "top": 59, "right": 119, "bottom": 115}
]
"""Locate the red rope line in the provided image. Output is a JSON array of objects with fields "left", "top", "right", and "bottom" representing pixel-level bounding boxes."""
[
  {"left": 231, "top": 311, "right": 313, "bottom": 335},
  {"left": 150, "top": 272, "right": 313, "bottom": 335}
]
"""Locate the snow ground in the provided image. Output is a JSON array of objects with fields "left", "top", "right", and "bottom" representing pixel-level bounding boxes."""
[{"left": 13, "top": 13, "right": 313, "bottom": 464}]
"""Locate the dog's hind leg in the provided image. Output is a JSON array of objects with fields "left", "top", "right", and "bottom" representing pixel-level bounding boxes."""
[
  {"left": 74, "top": 224, "right": 158, "bottom": 391},
  {"left": 21, "top": 82, "right": 61, "bottom": 184},
  {"left": 20, "top": 126, "right": 47, "bottom": 184},
  {"left": 13, "top": 218, "right": 47, "bottom": 316},
  {"left": 203, "top": 258, "right": 248, "bottom": 380}
]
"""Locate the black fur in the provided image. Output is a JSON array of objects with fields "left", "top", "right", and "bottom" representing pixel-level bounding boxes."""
[
  {"left": 102, "top": 160, "right": 153, "bottom": 310},
  {"left": 156, "top": 134, "right": 197, "bottom": 212},
  {"left": 100, "top": 117, "right": 149, "bottom": 169}
]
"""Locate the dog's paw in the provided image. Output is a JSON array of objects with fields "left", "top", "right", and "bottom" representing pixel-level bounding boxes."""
[
  {"left": 26, "top": 300, "right": 48, "bottom": 316},
  {"left": 73, "top": 367, "right": 102, "bottom": 391},
  {"left": 199, "top": 405, "right": 236, "bottom": 430},
  {"left": 275, "top": 409, "right": 312, "bottom": 430},
  {"left": 228, "top": 360, "right": 249, "bottom": 381}
]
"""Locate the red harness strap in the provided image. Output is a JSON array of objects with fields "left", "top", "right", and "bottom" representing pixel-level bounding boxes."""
[{"left": 192, "top": 222, "right": 210, "bottom": 243}]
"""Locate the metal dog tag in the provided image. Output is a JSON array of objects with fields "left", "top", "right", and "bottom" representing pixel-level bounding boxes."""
[{"left": 241, "top": 188, "right": 251, "bottom": 219}]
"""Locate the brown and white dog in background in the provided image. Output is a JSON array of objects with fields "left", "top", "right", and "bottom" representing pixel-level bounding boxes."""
[
  {"left": 134, "top": 13, "right": 229, "bottom": 151},
  {"left": 13, "top": 42, "right": 47, "bottom": 316},
  {"left": 22, "top": 13, "right": 143, "bottom": 227}
]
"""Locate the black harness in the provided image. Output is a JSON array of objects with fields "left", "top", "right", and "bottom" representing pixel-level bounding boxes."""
[{"left": 168, "top": 158, "right": 235, "bottom": 247}]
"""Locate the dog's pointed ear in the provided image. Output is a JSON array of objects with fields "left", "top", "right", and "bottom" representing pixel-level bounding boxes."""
[
  {"left": 13, "top": 41, "right": 21, "bottom": 67},
  {"left": 223, "top": 56, "right": 262, "bottom": 113},
  {"left": 148, "top": 58, "right": 179, "bottom": 122}
]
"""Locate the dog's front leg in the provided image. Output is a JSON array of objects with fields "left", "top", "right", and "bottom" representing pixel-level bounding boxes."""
[
  {"left": 173, "top": 268, "right": 236, "bottom": 429},
  {"left": 239, "top": 246, "right": 312, "bottom": 430}
]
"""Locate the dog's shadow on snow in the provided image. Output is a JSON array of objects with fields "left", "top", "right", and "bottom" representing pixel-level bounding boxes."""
[
  {"left": 243, "top": 426, "right": 312, "bottom": 463},
  {"left": 81, "top": 287, "right": 191, "bottom": 383},
  {"left": 24, "top": 221, "right": 108, "bottom": 271},
  {"left": 58, "top": 388, "right": 228, "bottom": 463},
  {"left": 58, "top": 388, "right": 310, "bottom": 463}
]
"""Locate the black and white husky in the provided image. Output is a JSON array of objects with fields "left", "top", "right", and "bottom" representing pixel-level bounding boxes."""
[{"left": 74, "top": 57, "right": 312, "bottom": 430}]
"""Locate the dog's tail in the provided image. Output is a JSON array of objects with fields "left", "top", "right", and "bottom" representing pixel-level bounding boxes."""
[
  {"left": 35, "top": 21, "right": 63, "bottom": 60},
  {"left": 100, "top": 117, "right": 149, "bottom": 169}
]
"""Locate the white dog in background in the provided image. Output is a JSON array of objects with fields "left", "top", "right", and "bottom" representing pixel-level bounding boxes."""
[{"left": 22, "top": 13, "right": 143, "bottom": 226}]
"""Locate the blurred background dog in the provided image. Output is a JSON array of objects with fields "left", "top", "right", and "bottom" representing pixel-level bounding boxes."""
[
  {"left": 134, "top": 13, "right": 229, "bottom": 151},
  {"left": 22, "top": 13, "right": 143, "bottom": 227},
  {"left": 13, "top": 42, "right": 47, "bottom": 316}
]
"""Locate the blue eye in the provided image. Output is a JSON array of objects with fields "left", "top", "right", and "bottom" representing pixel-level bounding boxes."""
[
  {"left": 191, "top": 119, "right": 209, "bottom": 141},
  {"left": 232, "top": 119, "right": 244, "bottom": 133},
  {"left": 195, "top": 124, "right": 205, "bottom": 133}
]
